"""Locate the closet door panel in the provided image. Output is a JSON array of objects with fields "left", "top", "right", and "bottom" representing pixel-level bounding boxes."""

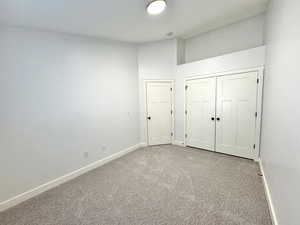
[
  {"left": 216, "top": 72, "right": 257, "bottom": 159},
  {"left": 186, "top": 77, "right": 216, "bottom": 151}
]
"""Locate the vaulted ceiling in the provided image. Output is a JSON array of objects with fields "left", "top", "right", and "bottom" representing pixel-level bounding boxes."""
[{"left": 0, "top": 0, "right": 269, "bottom": 43}]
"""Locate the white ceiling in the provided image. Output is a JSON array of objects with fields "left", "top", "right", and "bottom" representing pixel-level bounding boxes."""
[{"left": 0, "top": 0, "right": 269, "bottom": 43}]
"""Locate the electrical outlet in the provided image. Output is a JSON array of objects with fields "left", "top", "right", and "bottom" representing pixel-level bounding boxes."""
[
  {"left": 83, "top": 152, "right": 89, "bottom": 158},
  {"left": 127, "top": 112, "right": 131, "bottom": 118}
]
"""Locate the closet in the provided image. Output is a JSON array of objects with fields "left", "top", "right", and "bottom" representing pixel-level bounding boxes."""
[{"left": 185, "top": 71, "right": 259, "bottom": 159}]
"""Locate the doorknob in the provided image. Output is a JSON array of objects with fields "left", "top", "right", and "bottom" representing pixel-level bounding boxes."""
[
  {"left": 147, "top": 116, "right": 151, "bottom": 120},
  {"left": 211, "top": 117, "right": 215, "bottom": 121},
  {"left": 216, "top": 117, "right": 220, "bottom": 121}
]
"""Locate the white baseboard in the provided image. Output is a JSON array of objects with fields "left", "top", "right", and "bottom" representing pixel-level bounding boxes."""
[
  {"left": 139, "top": 142, "right": 147, "bottom": 147},
  {"left": 0, "top": 143, "right": 142, "bottom": 212},
  {"left": 258, "top": 159, "right": 279, "bottom": 225},
  {"left": 173, "top": 140, "right": 185, "bottom": 147}
]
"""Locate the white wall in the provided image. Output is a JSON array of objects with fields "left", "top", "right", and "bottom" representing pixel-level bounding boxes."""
[
  {"left": 0, "top": 27, "right": 139, "bottom": 203},
  {"left": 137, "top": 38, "right": 266, "bottom": 145},
  {"left": 260, "top": 0, "right": 300, "bottom": 224},
  {"left": 184, "top": 14, "right": 265, "bottom": 63},
  {"left": 175, "top": 46, "right": 266, "bottom": 144},
  {"left": 137, "top": 39, "right": 177, "bottom": 143}
]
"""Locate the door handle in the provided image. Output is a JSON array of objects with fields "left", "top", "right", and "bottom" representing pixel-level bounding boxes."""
[
  {"left": 211, "top": 117, "right": 215, "bottom": 121},
  {"left": 147, "top": 116, "right": 151, "bottom": 120},
  {"left": 216, "top": 117, "right": 220, "bottom": 121}
]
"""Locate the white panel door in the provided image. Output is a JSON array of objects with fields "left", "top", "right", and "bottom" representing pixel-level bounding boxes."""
[
  {"left": 216, "top": 72, "right": 258, "bottom": 159},
  {"left": 186, "top": 77, "right": 216, "bottom": 151},
  {"left": 146, "top": 82, "right": 172, "bottom": 145}
]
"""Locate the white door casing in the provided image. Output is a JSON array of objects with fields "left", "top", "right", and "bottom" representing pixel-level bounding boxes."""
[
  {"left": 146, "top": 81, "right": 173, "bottom": 145},
  {"left": 186, "top": 77, "right": 216, "bottom": 151},
  {"left": 215, "top": 71, "right": 258, "bottom": 159}
]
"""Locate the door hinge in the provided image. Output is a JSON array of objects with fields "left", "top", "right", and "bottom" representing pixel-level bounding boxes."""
[
  {"left": 171, "top": 110, "right": 173, "bottom": 115},
  {"left": 171, "top": 132, "right": 173, "bottom": 136},
  {"left": 170, "top": 87, "right": 173, "bottom": 91},
  {"left": 185, "top": 134, "right": 188, "bottom": 138},
  {"left": 255, "top": 112, "right": 258, "bottom": 117},
  {"left": 253, "top": 144, "right": 256, "bottom": 149},
  {"left": 185, "top": 85, "right": 188, "bottom": 90},
  {"left": 185, "top": 110, "right": 187, "bottom": 115},
  {"left": 257, "top": 78, "right": 259, "bottom": 84}
]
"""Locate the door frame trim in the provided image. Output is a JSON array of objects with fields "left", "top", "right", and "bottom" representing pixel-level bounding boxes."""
[
  {"left": 144, "top": 79, "right": 175, "bottom": 146},
  {"left": 183, "top": 66, "right": 264, "bottom": 160}
]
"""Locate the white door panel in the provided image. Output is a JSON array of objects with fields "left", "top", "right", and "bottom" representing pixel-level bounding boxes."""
[
  {"left": 147, "top": 82, "right": 172, "bottom": 145},
  {"left": 216, "top": 72, "right": 258, "bottom": 159},
  {"left": 186, "top": 77, "right": 216, "bottom": 151}
]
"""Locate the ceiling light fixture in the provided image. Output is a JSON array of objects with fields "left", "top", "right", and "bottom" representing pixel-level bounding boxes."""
[{"left": 147, "top": 0, "right": 167, "bottom": 15}]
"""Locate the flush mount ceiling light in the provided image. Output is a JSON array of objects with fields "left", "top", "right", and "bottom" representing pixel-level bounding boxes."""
[{"left": 147, "top": 0, "right": 167, "bottom": 15}]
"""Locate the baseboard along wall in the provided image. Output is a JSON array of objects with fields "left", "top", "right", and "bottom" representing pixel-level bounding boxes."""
[
  {"left": 259, "top": 159, "right": 279, "bottom": 225},
  {"left": 0, "top": 143, "right": 143, "bottom": 212},
  {"left": 173, "top": 140, "right": 185, "bottom": 147}
]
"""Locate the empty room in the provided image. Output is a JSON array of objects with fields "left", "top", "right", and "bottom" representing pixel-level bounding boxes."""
[{"left": 0, "top": 0, "right": 299, "bottom": 225}]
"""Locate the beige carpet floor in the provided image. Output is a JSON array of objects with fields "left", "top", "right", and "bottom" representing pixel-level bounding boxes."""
[{"left": 0, "top": 145, "right": 272, "bottom": 225}]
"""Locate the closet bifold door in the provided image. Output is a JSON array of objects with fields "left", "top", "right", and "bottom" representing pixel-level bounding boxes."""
[
  {"left": 186, "top": 77, "right": 216, "bottom": 151},
  {"left": 215, "top": 72, "right": 258, "bottom": 159}
]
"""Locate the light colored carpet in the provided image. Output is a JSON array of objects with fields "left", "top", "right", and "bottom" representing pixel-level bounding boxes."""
[{"left": 0, "top": 145, "right": 272, "bottom": 225}]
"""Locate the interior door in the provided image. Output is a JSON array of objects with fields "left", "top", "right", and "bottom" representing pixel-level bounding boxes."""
[
  {"left": 146, "top": 82, "right": 172, "bottom": 145},
  {"left": 186, "top": 77, "right": 216, "bottom": 151},
  {"left": 216, "top": 72, "right": 258, "bottom": 159}
]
